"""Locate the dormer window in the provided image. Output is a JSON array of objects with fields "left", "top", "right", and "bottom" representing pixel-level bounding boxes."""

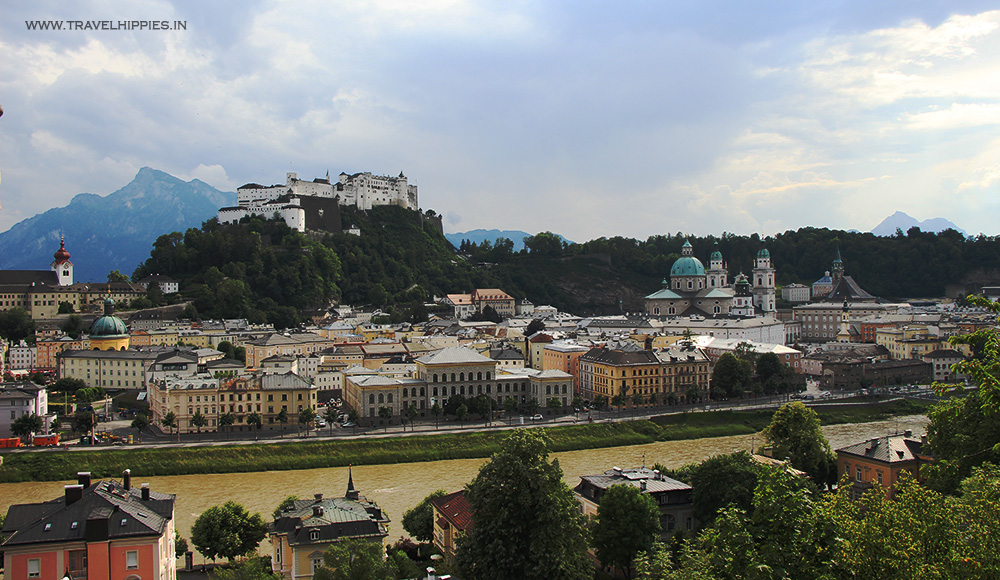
[
  {"left": 44, "top": 523, "right": 52, "bottom": 532},
  {"left": 310, "top": 529, "right": 320, "bottom": 541}
]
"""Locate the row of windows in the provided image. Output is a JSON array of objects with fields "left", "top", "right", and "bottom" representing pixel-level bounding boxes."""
[{"left": 430, "top": 371, "right": 492, "bottom": 382}]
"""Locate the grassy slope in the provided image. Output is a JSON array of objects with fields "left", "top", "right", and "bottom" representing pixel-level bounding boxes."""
[{"left": 0, "top": 399, "right": 931, "bottom": 483}]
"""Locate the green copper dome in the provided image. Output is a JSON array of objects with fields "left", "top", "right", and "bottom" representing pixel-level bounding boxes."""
[
  {"left": 670, "top": 256, "right": 706, "bottom": 277},
  {"left": 90, "top": 298, "right": 128, "bottom": 337},
  {"left": 757, "top": 248, "right": 770, "bottom": 259}
]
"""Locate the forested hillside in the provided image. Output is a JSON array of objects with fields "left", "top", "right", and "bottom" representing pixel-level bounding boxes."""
[{"left": 133, "top": 209, "right": 1000, "bottom": 328}]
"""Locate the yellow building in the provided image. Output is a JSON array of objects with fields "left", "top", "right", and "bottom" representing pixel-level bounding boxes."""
[
  {"left": 430, "top": 490, "right": 472, "bottom": 557},
  {"left": 269, "top": 473, "right": 389, "bottom": 580},
  {"left": 58, "top": 349, "right": 161, "bottom": 389}
]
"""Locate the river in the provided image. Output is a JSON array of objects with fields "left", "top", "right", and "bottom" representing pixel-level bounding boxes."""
[{"left": 0, "top": 416, "right": 928, "bottom": 565}]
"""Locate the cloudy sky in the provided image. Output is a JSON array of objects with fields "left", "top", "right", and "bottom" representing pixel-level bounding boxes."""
[{"left": 2, "top": 1, "right": 999, "bottom": 241}]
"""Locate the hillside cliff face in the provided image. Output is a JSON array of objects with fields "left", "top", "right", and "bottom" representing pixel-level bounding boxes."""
[{"left": 0, "top": 168, "right": 235, "bottom": 282}]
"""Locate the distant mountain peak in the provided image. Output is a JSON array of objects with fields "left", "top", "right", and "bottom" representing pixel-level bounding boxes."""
[
  {"left": 0, "top": 168, "right": 236, "bottom": 281},
  {"left": 870, "top": 212, "right": 965, "bottom": 237}
]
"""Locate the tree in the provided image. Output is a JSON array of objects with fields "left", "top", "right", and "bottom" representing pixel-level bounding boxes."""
[
  {"left": 755, "top": 352, "right": 784, "bottom": 386},
  {"left": 272, "top": 495, "right": 299, "bottom": 518},
  {"left": 52, "top": 377, "right": 86, "bottom": 393},
  {"left": 60, "top": 314, "right": 85, "bottom": 338},
  {"left": 191, "top": 501, "right": 268, "bottom": 563},
  {"left": 503, "top": 396, "right": 518, "bottom": 422},
  {"left": 373, "top": 406, "right": 391, "bottom": 430},
  {"left": 0, "top": 308, "right": 35, "bottom": 343},
  {"left": 75, "top": 386, "right": 105, "bottom": 406},
  {"left": 690, "top": 451, "right": 764, "bottom": 526},
  {"left": 217, "top": 340, "right": 236, "bottom": 360},
  {"left": 324, "top": 405, "right": 338, "bottom": 435},
  {"left": 455, "top": 403, "right": 468, "bottom": 422},
  {"left": 404, "top": 403, "right": 418, "bottom": 431},
  {"left": 145, "top": 280, "right": 164, "bottom": 307},
  {"left": 210, "top": 556, "right": 281, "bottom": 580},
  {"left": 58, "top": 301, "right": 75, "bottom": 314},
  {"left": 275, "top": 408, "right": 289, "bottom": 429},
  {"left": 401, "top": 489, "right": 446, "bottom": 541},
  {"left": 526, "top": 318, "right": 546, "bottom": 336},
  {"left": 74, "top": 410, "right": 95, "bottom": 435},
  {"left": 131, "top": 414, "right": 150, "bottom": 436},
  {"left": 10, "top": 413, "right": 43, "bottom": 440},
  {"left": 762, "top": 402, "right": 836, "bottom": 487},
  {"left": 924, "top": 390, "right": 1000, "bottom": 493},
  {"left": 162, "top": 411, "right": 177, "bottom": 442},
  {"left": 591, "top": 484, "right": 662, "bottom": 578},
  {"left": 524, "top": 397, "right": 540, "bottom": 417},
  {"left": 547, "top": 397, "right": 562, "bottom": 413},
  {"left": 946, "top": 294, "right": 1000, "bottom": 410},
  {"left": 219, "top": 412, "right": 236, "bottom": 438},
  {"left": 247, "top": 412, "right": 263, "bottom": 438},
  {"left": 612, "top": 393, "right": 626, "bottom": 417},
  {"left": 314, "top": 537, "right": 392, "bottom": 580},
  {"left": 430, "top": 402, "right": 441, "bottom": 429},
  {"left": 711, "top": 353, "right": 752, "bottom": 399},
  {"left": 455, "top": 429, "right": 592, "bottom": 580},
  {"left": 174, "top": 531, "right": 188, "bottom": 556},
  {"left": 191, "top": 411, "right": 208, "bottom": 433},
  {"left": 107, "top": 269, "right": 130, "bottom": 283},
  {"left": 300, "top": 407, "right": 317, "bottom": 436}
]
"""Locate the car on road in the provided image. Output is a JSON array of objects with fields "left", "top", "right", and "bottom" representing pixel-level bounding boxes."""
[
  {"left": 530, "top": 414, "right": 544, "bottom": 421},
  {"left": 316, "top": 418, "right": 327, "bottom": 428},
  {"left": 341, "top": 421, "right": 355, "bottom": 428},
  {"left": 819, "top": 391, "right": 832, "bottom": 399}
]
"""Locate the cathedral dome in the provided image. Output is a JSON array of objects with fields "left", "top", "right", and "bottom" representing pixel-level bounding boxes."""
[
  {"left": 670, "top": 256, "right": 706, "bottom": 277},
  {"left": 90, "top": 298, "right": 128, "bottom": 337},
  {"left": 756, "top": 248, "right": 770, "bottom": 259},
  {"left": 53, "top": 238, "right": 71, "bottom": 263},
  {"left": 710, "top": 249, "right": 723, "bottom": 261}
]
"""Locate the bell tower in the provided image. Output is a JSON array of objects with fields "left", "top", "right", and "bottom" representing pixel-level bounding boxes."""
[{"left": 51, "top": 237, "right": 74, "bottom": 286}]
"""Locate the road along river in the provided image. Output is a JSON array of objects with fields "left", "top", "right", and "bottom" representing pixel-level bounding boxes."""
[{"left": 0, "top": 416, "right": 928, "bottom": 565}]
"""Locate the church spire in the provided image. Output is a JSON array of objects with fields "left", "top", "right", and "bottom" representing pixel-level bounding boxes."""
[{"left": 346, "top": 465, "right": 359, "bottom": 500}]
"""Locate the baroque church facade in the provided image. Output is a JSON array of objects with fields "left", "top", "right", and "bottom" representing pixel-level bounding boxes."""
[{"left": 644, "top": 240, "right": 777, "bottom": 318}]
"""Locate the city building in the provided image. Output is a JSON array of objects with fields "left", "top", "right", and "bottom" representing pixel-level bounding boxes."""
[
  {"left": 0, "top": 380, "right": 52, "bottom": 437},
  {"left": 575, "top": 466, "right": 695, "bottom": 536},
  {"left": 430, "top": 490, "right": 473, "bottom": 557},
  {"left": 58, "top": 348, "right": 166, "bottom": 390},
  {"left": 836, "top": 432, "right": 931, "bottom": 499},
  {"left": 793, "top": 302, "right": 898, "bottom": 343},
  {"left": 269, "top": 471, "right": 389, "bottom": 580},
  {"left": 1, "top": 471, "right": 176, "bottom": 580},
  {"left": 781, "top": 283, "right": 811, "bottom": 303}
]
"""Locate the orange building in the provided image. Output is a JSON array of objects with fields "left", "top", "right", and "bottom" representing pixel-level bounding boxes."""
[
  {"left": 541, "top": 342, "right": 589, "bottom": 393},
  {"left": 1, "top": 471, "right": 176, "bottom": 580},
  {"left": 836, "top": 431, "right": 932, "bottom": 500},
  {"left": 35, "top": 336, "right": 84, "bottom": 371},
  {"left": 430, "top": 490, "right": 473, "bottom": 557}
]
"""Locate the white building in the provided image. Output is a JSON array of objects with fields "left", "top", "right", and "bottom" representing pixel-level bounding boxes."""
[
  {"left": 7, "top": 341, "right": 36, "bottom": 372},
  {"left": 0, "top": 380, "right": 53, "bottom": 437}
]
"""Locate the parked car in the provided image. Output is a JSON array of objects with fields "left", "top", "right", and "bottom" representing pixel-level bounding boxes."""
[
  {"left": 530, "top": 414, "right": 544, "bottom": 421},
  {"left": 341, "top": 421, "right": 356, "bottom": 428},
  {"left": 819, "top": 391, "right": 832, "bottom": 399},
  {"left": 316, "top": 418, "right": 327, "bottom": 428}
]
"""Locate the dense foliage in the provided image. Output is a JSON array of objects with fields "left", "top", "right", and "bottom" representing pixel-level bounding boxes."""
[
  {"left": 131, "top": 208, "right": 1000, "bottom": 322},
  {"left": 191, "top": 501, "right": 268, "bottom": 563},
  {"left": 592, "top": 483, "right": 663, "bottom": 578},
  {"left": 401, "top": 489, "right": 446, "bottom": 542},
  {"left": 455, "top": 429, "right": 592, "bottom": 580}
]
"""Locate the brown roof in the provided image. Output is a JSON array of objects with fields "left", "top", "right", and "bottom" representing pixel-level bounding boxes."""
[{"left": 430, "top": 490, "right": 473, "bottom": 532}]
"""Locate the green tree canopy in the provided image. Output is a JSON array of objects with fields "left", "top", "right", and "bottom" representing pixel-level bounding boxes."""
[
  {"left": 272, "top": 495, "right": 298, "bottom": 518},
  {"left": 711, "top": 353, "right": 752, "bottom": 400},
  {"left": 925, "top": 390, "right": 1000, "bottom": 493},
  {"left": 455, "top": 429, "right": 592, "bottom": 580},
  {"left": 762, "top": 401, "right": 836, "bottom": 487},
  {"left": 191, "top": 501, "right": 268, "bottom": 563},
  {"left": 314, "top": 537, "right": 393, "bottom": 580},
  {"left": 209, "top": 556, "right": 281, "bottom": 580},
  {"left": 691, "top": 451, "right": 765, "bottom": 526},
  {"left": 591, "top": 483, "right": 662, "bottom": 578},
  {"left": 0, "top": 308, "right": 35, "bottom": 344},
  {"left": 10, "top": 413, "right": 44, "bottom": 439},
  {"left": 401, "top": 489, "right": 446, "bottom": 542}
]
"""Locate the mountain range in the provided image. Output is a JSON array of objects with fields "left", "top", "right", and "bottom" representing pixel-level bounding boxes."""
[
  {"left": 0, "top": 168, "right": 235, "bottom": 282},
  {"left": 445, "top": 229, "right": 573, "bottom": 251},
  {"left": 870, "top": 211, "right": 965, "bottom": 237}
]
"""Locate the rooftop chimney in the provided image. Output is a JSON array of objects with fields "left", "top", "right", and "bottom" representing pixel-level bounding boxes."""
[
  {"left": 65, "top": 484, "right": 84, "bottom": 505},
  {"left": 123, "top": 469, "right": 131, "bottom": 490},
  {"left": 313, "top": 506, "right": 324, "bottom": 517},
  {"left": 77, "top": 472, "right": 92, "bottom": 488},
  {"left": 141, "top": 483, "right": 150, "bottom": 501},
  {"left": 640, "top": 480, "right": 647, "bottom": 491},
  {"left": 904, "top": 429, "right": 913, "bottom": 438},
  {"left": 314, "top": 493, "right": 324, "bottom": 502}
]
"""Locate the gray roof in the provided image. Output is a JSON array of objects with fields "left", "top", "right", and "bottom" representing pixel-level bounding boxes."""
[
  {"left": 417, "top": 346, "right": 495, "bottom": 365},
  {"left": 578, "top": 467, "right": 691, "bottom": 495},
  {"left": 836, "top": 434, "right": 925, "bottom": 464},
  {"left": 270, "top": 492, "right": 388, "bottom": 547},
  {"left": 2, "top": 478, "right": 174, "bottom": 546}
]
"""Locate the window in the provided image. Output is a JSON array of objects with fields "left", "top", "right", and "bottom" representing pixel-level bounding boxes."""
[
  {"left": 126, "top": 550, "right": 138, "bottom": 569},
  {"left": 310, "top": 529, "right": 320, "bottom": 541},
  {"left": 28, "top": 558, "right": 40, "bottom": 578},
  {"left": 856, "top": 467, "right": 863, "bottom": 482}
]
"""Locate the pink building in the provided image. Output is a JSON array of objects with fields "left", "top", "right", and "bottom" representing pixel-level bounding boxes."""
[{"left": 2, "top": 471, "right": 176, "bottom": 580}]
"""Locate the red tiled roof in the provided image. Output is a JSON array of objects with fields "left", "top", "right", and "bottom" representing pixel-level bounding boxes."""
[{"left": 430, "top": 490, "right": 473, "bottom": 531}]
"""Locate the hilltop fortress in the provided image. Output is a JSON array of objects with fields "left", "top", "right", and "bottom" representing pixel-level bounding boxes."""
[{"left": 219, "top": 171, "right": 419, "bottom": 232}]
